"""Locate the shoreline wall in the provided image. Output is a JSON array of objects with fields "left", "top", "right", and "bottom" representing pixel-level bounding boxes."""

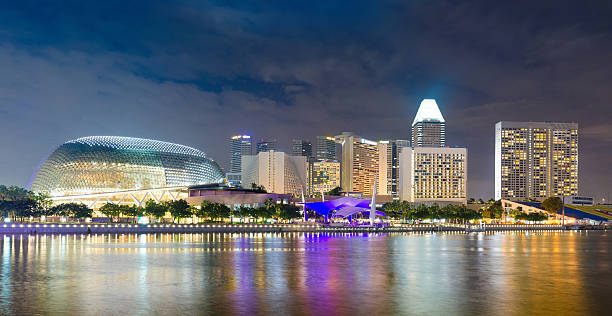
[{"left": 0, "top": 223, "right": 603, "bottom": 234}]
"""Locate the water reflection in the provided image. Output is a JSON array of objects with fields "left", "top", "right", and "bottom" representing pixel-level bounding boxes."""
[{"left": 0, "top": 231, "right": 610, "bottom": 315}]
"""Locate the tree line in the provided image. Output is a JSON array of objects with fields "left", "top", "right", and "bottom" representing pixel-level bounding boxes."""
[
  {"left": 382, "top": 201, "right": 482, "bottom": 223},
  {"left": 0, "top": 184, "right": 304, "bottom": 223},
  {"left": 382, "top": 200, "right": 550, "bottom": 223},
  {"left": 97, "top": 198, "right": 302, "bottom": 223},
  {"left": 0, "top": 185, "right": 559, "bottom": 224}
]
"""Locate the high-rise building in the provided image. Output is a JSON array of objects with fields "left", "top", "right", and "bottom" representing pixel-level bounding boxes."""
[
  {"left": 399, "top": 147, "right": 467, "bottom": 203},
  {"left": 229, "top": 135, "right": 252, "bottom": 173},
  {"left": 291, "top": 139, "right": 312, "bottom": 158},
  {"left": 241, "top": 150, "right": 308, "bottom": 196},
  {"left": 309, "top": 161, "right": 341, "bottom": 195},
  {"left": 412, "top": 99, "right": 446, "bottom": 147},
  {"left": 335, "top": 132, "right": 387, "bottom": 197},
  {"left": 256, "top": 139, "right": 277, "bottom": 153},
  {"left": 380, "top": 140, "right": 411, "bottom": 199},
  {"left": 315, "top": 136, "right": 338, "bottom": 161},
  {"left": 495, "top": 121, "right": 578, "bottom": 201}
]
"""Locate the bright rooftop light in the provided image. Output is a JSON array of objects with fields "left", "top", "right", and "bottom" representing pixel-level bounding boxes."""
[{"left": 412, "top": 99, "right": 445, "bottom": 126}]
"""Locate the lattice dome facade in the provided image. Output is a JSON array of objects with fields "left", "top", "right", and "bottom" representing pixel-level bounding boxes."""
[{"left": 30, "top": 136, "right": 225, "bottom": 196}]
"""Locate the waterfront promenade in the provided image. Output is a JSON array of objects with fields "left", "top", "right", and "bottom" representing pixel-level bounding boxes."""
[{"left": 0, "top": 222, "right": 606, "bottom": 234}]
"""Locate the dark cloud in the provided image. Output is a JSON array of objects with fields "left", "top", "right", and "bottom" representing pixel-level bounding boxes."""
[{"left": 0, "top": 0, "right": 611, "bottom": 200}]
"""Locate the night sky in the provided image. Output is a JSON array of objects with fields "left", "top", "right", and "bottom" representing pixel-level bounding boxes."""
[{"left": 1, "top": 1, "right": 611, "bottom": 200}]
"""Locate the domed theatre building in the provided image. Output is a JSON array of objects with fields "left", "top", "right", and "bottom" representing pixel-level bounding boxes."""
[{"left": 29, "top": 136, "right": 226, "bottom": 209}]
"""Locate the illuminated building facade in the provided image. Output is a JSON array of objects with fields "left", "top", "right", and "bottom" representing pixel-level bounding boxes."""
[
  {"left": 241, "top": 150, "right": 308, "bottom": 196},
  {"left": 29, "top": 136, "right": 226, "bottom": 208},
  {"left": 335, "top": 132, "right": 387, "bottom": 197},
  {"left": 229, "top": 135, "right": 252, "bottom": 173},
  {"left": 256, "top": 139, "right": 277, "bottom": 153},
  {"left": 495, "top": 121, "right": 579, "bottom": 201},
  {"left": 309, "top": 161, "right": 341, "bottom": 195},
  {"left": 291, "top": 139, "right": 312, "bottom": 158},
  {"left": 412, "top": 99, "right": 445, "bottom": 147},
  {"left": 380, "top": 140, "right": 410, "bottom": 199},
  {"left": 315, "top": 136, "right": 338, "bottom": 161},
  {"left": 399, "top": 147, "right": 467, "bottom": 203}
]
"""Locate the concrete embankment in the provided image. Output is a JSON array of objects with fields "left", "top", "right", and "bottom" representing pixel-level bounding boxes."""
[
  {"left": 0, "top": 223, "right": 603, "bottom": 235},
  {"left": 0, "top": 223, "right": 319, "bottom": 234}
]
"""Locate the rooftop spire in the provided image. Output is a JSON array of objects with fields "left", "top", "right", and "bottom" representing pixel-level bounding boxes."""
[{"left": 412, "top": 99, "right": 445, "bottom": 126}]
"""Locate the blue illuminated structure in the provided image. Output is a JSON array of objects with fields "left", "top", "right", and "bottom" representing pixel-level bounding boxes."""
[
  {"left": 303, "top": 197, "right": 386, "bottom": 222},
  {"left": 520, "top": 202, "right": 609, "bottom": 222}
]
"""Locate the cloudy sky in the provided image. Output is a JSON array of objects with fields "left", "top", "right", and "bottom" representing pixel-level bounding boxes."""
[{"left": 1, "top": 0, "right": 611, "bottom": 200}]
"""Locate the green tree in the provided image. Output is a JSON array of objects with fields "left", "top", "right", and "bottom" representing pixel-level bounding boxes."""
[
  {"left": 249, "top": 183, "right": 267, "bottom": 193},
  {"left": 66, "top": 203, "right": 93, "bottom": 219},
  {"left": 527, "top": 212, "right": 548, "bottom": 222},
  {"left": 441, "top": 204, "right": 457, "bottom": 223},
  {"left": 263, "top": 198, "right": 281, "bottom": 221},
  {"left": 253, "top": 204, "right": 273, "bottom": 222},
  {"left": 99, "top": 203, "right": 121, "bottom": 223},
  {"left": 144, "top": 200, "right": 167, "bottom": 221},
  {"left": 195, "top": 201, "right": 212, "bottom": 221},
  {"left": 482, "top": 200, "right": 503, "bottom": 219},
  {"left": 411, "top": 204, "right": 429, "bottom": 221},
  {"left": 12, "top": 199, "right": 39, "bottom": 221},
  {"left": 264, "top": 198, "right": 276, "bottom": 209},
  {"left": 401, "top": 207, "right": 413, "bottom": 222},
  {"left": 278, "top": 204, "right": 301, "bottom": 221},
  {"left": 0, "top": 186, "right": 41, "bottom": 221},
  {"left": 120, "top": 205, "right": 143, "bottom": 223},
  {"left": 49, "top": 203, "right": 92, "bottom": 221},
  {"left": 327, "top": 186, "right": 342, "bottom": 196},
  {"left": 542, "top": 197, "right": 563, "bottom": 215},
  {"left": 31, "top": 192, "right": 52, "bottom": 215},
  {"left": 0, "top": 185, "right": 30, "bottom": 201},
  {"left": 383, "top": 201, "right": 405, "bottom": 219},
  {"left": 514, "top": 211, "right": 548, "bottom": 223},
  {"left": 509, "top": 208, "right": 523, "bottom": 219},
  {"left": 233, "top": 206, "right": 253, "bottom": 222},
  {"left": 428, "top": 203, "right": 441, "bottom": 220},
  {"left": 246, "top": 206, "right": 260, "bottom": 219},
  {"left": 261, "top": 205, "right": 274, "bottom": 220},
  {"left": 165, "top": 199, "right": 192, "bottom": 222},
  {"left": 209, "top": 203, "right": 231, "bottom": 222}
]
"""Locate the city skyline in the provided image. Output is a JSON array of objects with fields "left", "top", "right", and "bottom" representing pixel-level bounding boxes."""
[
  {"left": 1, "top": 3, "right": 611, "bottom": 316},
  {"left": 0, "top": 1, "right": 610, "bottom": 201}
]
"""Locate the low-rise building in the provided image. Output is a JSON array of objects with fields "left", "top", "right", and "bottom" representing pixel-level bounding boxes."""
[{"left": 187, "top": 184, "right": 292, "bottom": 210}]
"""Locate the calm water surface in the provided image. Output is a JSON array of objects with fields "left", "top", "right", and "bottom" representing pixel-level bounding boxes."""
[{"left": 0, "top": 231, "right": 610, "bottom": 315}]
